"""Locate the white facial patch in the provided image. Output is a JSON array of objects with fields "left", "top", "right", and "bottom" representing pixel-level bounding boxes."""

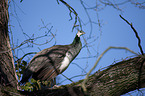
[
  {"left": 77, "top": 31, "right": 85, "bottom": 37},
  {"left": 77, "top": 31, "right": 82, "bottom": 37}
]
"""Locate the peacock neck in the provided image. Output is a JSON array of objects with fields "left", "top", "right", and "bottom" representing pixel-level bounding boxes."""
[
  {"left": 71, "top": 35, "right": 81, "bottom": 46},
  {"left": 70, "top": 35, "right": 82, "bottom": 54}
]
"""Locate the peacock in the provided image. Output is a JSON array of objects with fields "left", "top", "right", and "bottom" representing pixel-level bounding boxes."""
[{"left": 20, "top": 30, "right": 85, "bottom": 84}]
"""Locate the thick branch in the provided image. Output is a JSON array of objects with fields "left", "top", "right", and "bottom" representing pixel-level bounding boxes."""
[
  {"left": 1, "top": 55, "right": 144, "bottom": 96},
  {"left": 22, "top": 55, "right": 145, "bottom": 95},
  {"left": 86, "top": 55, "right": 145, "bottom": 96}
]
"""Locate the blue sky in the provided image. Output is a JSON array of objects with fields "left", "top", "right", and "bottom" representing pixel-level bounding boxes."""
[{"left": 9, "top": 0, "right": 145, "bottom": 95}]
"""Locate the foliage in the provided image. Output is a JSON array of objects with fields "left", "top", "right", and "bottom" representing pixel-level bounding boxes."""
[{"left": 15, "top": 54, "right": 57, "bottom": 91}]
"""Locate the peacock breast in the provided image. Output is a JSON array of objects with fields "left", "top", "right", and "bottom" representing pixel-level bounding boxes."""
[{"left": 59, "top": 51, "right": 74, "bottom": 73}]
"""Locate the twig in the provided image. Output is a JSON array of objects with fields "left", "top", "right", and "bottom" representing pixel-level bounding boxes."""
[
  {"left": 81, "top": 46, "right": 138, "bottom": 92},
  {"left": 119, "top": 15, "right": 144, "bottom": 55},
  {"left": 59, "top": 0, "right": 82, "bottom": 31},
  {"left": 61, "top": 74, "right": 74, "bottom": 83},
  {"left": 80, "top": 0, "right": 93, "bottom": 37}
]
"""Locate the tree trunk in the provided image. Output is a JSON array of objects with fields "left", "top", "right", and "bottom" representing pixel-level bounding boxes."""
[{"left": 0, "top": 0, "right": 18, "bottom": 89}]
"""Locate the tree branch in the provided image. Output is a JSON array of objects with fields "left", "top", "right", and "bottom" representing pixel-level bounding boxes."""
[
  {"left": 120, "top": 15, "right": 145, "bottom": 89},
  {"left": 119, "top": 15, "right": 144, "bottom": 55},
  {"left": 81, "top": 46, "right": 138, "bottom": 92},
  {"left": 1, "top": 55, "right": 145, "bottom": 95},
  {"left": 86, "top": 55, "right": 145, "bottom": 96},
  {"left": 58, "top": 0, "right": 83, "bottom": 31}
]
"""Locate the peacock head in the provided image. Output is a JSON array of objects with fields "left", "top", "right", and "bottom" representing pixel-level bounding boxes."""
[{"left": 77, "top": 30, "right": 85, "bottom": 37}]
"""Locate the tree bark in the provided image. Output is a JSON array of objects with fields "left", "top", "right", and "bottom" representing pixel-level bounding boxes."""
[
  {"left": 86, "top": 55, "right": 145, "bottom": 96},
  {"left": 1, "top": 55, "right": 144, "bottom": 96},
  {"left": 0, "top": 0, "right": 18, "bottom": 89}
]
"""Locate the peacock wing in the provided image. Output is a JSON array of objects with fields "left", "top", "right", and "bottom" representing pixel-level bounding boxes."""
[{"left": 28, "top": 45, "right": 71, "bottom": 81}]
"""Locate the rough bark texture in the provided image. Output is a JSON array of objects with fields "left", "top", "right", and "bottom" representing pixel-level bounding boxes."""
[
  {"left": 0, "top": 0, "right": 17, "bottom": 89},
  {"left": 86, "top": 55, "right": 145, "bottom": 96},
  {"left": 1, "top": 55, "right": 144, "bottom": 96}
]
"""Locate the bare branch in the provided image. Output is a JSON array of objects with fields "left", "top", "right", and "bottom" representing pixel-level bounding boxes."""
[
  {"left": 119, "top": 15, "right": 144, "bottom": 55},
  {"left": 130, "top": 1, "right": 145, "bottom": 9},
  {"left": 80, "top": 0, "right": 93, "bottom": 37},
  {"left": 58, "top": 0, "right": 83, "bottom": 31}
]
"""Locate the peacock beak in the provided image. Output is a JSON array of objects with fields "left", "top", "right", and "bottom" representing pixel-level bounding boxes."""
[
  {"left": 81, "top": 31, "right": 85, "bottom": 35},
  {"left": 80, "top": 31, "right": 85, "bottom": 35}
]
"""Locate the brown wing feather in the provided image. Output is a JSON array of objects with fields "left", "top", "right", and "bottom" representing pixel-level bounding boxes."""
[
  {"left": 33, "top": 65, "right": 60, "bottom": 81},
  {"left": 21, "top": 45, "right": 72, "bottom": 83}
]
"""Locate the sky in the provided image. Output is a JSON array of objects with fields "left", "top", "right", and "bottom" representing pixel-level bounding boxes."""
[{"left": 9, "top": 0, "right": 145, "bottom": 95}]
